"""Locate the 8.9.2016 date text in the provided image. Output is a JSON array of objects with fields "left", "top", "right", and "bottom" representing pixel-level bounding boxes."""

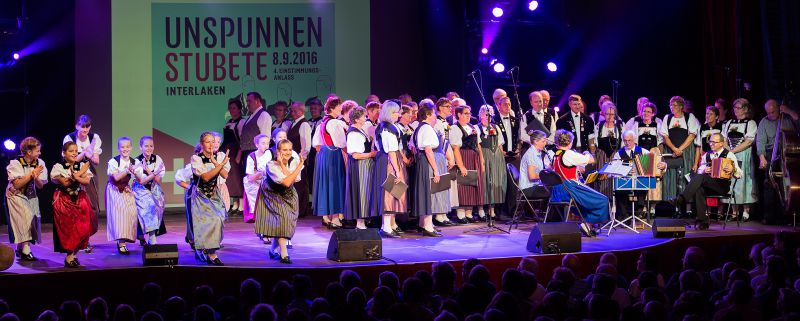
[{"left": 273, "top": 51, "right": 318, "bottom": 65}]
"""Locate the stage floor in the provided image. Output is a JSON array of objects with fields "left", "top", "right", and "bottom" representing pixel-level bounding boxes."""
[{"left": 1, "top": 213, "right": 793, "bottom": 275}]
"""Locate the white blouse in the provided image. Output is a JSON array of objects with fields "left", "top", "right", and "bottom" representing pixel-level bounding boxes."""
[
  {"left": 7, "top": 158, "right": 48, "bottom": 184},
  {"left": 415, "top": 124, "right": 440, "bottom": 150},
  {"left": 216, "top": 151, "right": 232, "bottom": 184},
  {"left": 449, "top": 123, "right": 482, "bottom": 147},
  {"left": 624, "top": 118, "right": 664, "bottom": 146},
  {"left": 311, "top": 118, "right": 348, "bottom": 148},
  {"left": 659, "top": 113, "right": 701, "bottom": 137},
  {"left": 133, "top": 155, "right": 165, "bottom": 181},
  {"left": 245, "top": 150, "right": 273, "bottom": 175},
  {"left": 722, "top": 119, "right": 757, "bottom": 141},
  {"left": 266, "top": 150, "right": 303, "bottom": 183},
  {"left": 346, "top": 130, "right": 370, "bottom": 154},
  {"left": 380, "top": 125, "right": 401, "bottom": 152},
  {"left": 63, "top": 133, "right": 103, "bottom": 157},
  {"left": 173, "top": 164, "right": 192, "bottom": 187},
  {"left": 107, "top": 156, "right": 133, "bottom": 176},
  {"left": 51, "top": 162, "right": 94, "bottom": 183}
]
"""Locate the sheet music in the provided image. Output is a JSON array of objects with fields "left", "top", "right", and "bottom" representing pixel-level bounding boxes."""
[{"left": 599, "top": 161, "right": 633, "bottom": 177}]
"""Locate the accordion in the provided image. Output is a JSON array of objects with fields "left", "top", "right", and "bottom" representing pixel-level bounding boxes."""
[
  {"left": 634, "top": 153, "right": 662, "bottom": 177},
  {"left": 710, "top": 157, "right": 734, "bottom": 179}
]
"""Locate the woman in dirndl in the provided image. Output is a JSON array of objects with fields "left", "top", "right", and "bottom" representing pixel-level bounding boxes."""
[
  {"left": 412, "top": 105, "right": 449, "bottom": 236},
  {"left": 370, "top": 100, "right": 410, "bottom": 238},
  {"left": 343, "top": 106, "right": 377, "bottom": 229},
  {"left": 51, "top": 141, "right": 94, "bottom": 267},
  {"left": 593, "top": 102, "right": 623, "bottom": 198},
  {"left": 255, "top": 139, "right": 303, "bottom": 264},
  {"left": 223, "top": 98, "right": 245, "bottom": 215},
  {"left": 105, "top": 137, "right": 138, "bottom": 255},
  {"left": 659, "top": 96, "right": 700, "bottom": 201},
  {"left": 190, "top": 132, "right": 229, "bottom": 266},
  {"left": 131, "top": 136, "right": 166, "bottom": 245},
  {"left": 552, "top": 130, "right": 609, "bottom": 235},
  {"left": 722, "top": 98, "right": 758, "bottom": 220},
  {"left": 312, "top": 97, "right": 348, "bottom": 228},
  {"left": 450, "top": 105, "right": 485, "bottom": 222},
  {"left": 477, "top": 105, "right": 506, "bottom": 219},
  {"left": 5, "top": 137, "right": 47, "bottom": 261}
]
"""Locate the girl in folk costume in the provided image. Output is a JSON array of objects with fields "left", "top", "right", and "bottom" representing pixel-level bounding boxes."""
[
  {"left": 51, "top": 141, "right": 94, "bottom": 267},
  {"left": 411, "top": 105, "right": 450, "bottom": 236},
  {"left": 449, "top": 105, "right": 486, "bottom": 222},
  {"left": 659, "top": 96, "right": 700, "bottom": 200},
  {"left": 211, "top": 132, "right": 232, "bottom": 214},
  {"left": 190, "top": 132, "right": 229, "bottom": 266},
  {"left": 343, "top": 107, "right": 378, "bottom": 229},
  {"left": 243, "top": 130, "right": 286, "bottom": 225},
  {"left": 722, "top": 98, "right": 758, "bottom": 220},
  {"left": 311, "top": 97, "right": 348, "bottom": 228},
  {"left": 477, "top": 105, "right": 507, "bottom": 219},
  {"left": 223, "top": 98, "right": 245, "bottom": 215},
  {"left": 105, "top": 137, "right": 138, "bottom": 255},
  {"left": 62, "top": 115, "right": 101, "bottom": 252},
  {"left": 256, "top": 140, "right": 304, "bottom": 264},
  {"left": 173, "top": 162, "right": 194, "bottom": 248},
  {"left": 593, "top": 102, "right": 624, "bottom": 197},
  {"left": 370, "top": 100, "right": 409, "bottom": 238},
  {"left": 552, "top": 130, "right": 609, "bottom": 235},
  {"left": 5, "top": 137, "right": 47, "bottom": 261},
  {"left": 131, "top": 136, "right": 166, "bottom": 245},
  {"left": 694, "top": 106, "right": 724, "bottom": 172}
]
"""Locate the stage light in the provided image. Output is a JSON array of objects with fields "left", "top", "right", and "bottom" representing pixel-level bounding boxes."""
[
  {"left": 481, "top": 48, "right": 488, "bottom": 55},
  {"left": 547, "top": 62, "right": 557, "bottom": 72},
  {"left": 493, "top": 63, "right": 505, "bottom": 73},
  {"left": 492, "top": 6, "right": 504, "bottom": 18},
  {"left": 12, "top": 52, "right": 19, "bottom": 60},
  {"left": 3, "top": 139, "right": 15, "bottom": 151},
  {"left": 528, "top": 1, "right": 539, "bottom": 11},
  {"left": 554, "top": 106, "right": 560, "bottom": 113}
]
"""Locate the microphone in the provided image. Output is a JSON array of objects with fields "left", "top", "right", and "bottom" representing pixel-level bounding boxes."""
[
  {"left": 506, "top": 66, "right": 519, "bottom": 74},
  {"left": 467, "top": 69, "right": 478, "bottom": 77}
]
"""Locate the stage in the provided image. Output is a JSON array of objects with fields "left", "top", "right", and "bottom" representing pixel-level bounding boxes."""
[
  {"left": 1, "top": 211, "right": 796, "bottom": 320},
  {"left": 0, "top": 212, "right": 793, "bottom": 274}
]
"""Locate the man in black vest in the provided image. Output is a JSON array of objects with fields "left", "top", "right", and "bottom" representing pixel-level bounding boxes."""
[
  {"left": 492, "top": 96, "right": 521, "bottom": 219},
  {"left": 556, "top": 94, "right": 596, "bottom": 153},
  {"left": 287, "top": 101, "right": 313, "bottom": 217},
  {"left": 520, "top": 91, "right": 557, "bottom": 150},
  {"left": 674, "top": 133, "right": 742, "bottom": 230},
  {"left": 239, "top": 92, "right": 273, "bottom": 163},
  {"left": 610, "top": 131, "right": 666, "bottom": 220}
]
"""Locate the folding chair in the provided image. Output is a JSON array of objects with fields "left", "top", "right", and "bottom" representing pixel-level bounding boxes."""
[
  {"left": 721, "top": 177, "right": 741, "bottom": 230},
  {"left": 506, "top": 163, "right": 548, "bottom": 230},
  {"left": 538, "top": 169, "right": 587, "bottom": 224}
]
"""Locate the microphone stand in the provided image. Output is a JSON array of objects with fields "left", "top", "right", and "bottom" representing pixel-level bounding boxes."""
[{"left": 509, "top": 67, "right": 523, "bottom": 116}]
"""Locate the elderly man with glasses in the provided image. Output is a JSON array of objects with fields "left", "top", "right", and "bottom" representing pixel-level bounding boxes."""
[
  {"left": 609, "top": 131, "right": 667, "bottom": 222},
  {"left": 674, "top": 132, "right": 742, "bottom": 230}
]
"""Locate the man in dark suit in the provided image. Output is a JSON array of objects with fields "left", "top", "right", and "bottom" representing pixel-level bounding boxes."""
[
  {"left": 493, "top": 95, "right": 521, "bottom": 219},
  {"left": 556, "top": 94, "right": 596, "bottom": 153}
]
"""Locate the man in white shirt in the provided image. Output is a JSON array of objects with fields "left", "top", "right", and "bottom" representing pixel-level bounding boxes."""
[
  {"left": 240, "top": 91, "right": 273, "bottom": 159},
  {"left": 674, "top": 133, "right": 742, "bottom": 230},
  {"left": 520, "top": 91, "right": 557, "bottom": 146},
  {"left": 556, "top": 94, "right": 596, "bottom": 153}
]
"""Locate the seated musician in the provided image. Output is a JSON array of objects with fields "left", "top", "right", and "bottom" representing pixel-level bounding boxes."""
[
  {"left": 519, "top": 130, "right": 551, "bottom": 199},
  {"left": 674, "top": 133, "right": 742, "bottom": 230},
  {"left": 610, "top": 131, "right": 666, "bottom": 219},
  {"left": 552, "top": 129, "right": 610, "bottom": 232}
]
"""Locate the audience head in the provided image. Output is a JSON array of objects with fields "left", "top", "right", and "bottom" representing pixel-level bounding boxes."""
[
  {"left": 58, "top": 301, "right": 82, "bottom": 321},
  {"left": 36, "top": 310, "right": 58, "bottom": 321},
  {"left": 339, "top": 270, "right": 361, "bottom": 292},
  {"left": 141, "top": 312, "right": 163, "bottom": 321},
  {"left": 432, "top": 261, "right": 457, "bottom": 295},
  {"left": 378, "top": 271, "right": 401, "bottom": 294},
  {"left": 193, "top": 305, "right": 215, "bottom": 321},
  {"left": 682, "top": 246, "right": 706, "bottom": 271},
  {"left": 561, "top": 254, "right": 579, "bottom": 272},
  {"left": 518, "top": 257, "right": 540, "bottom": 274},
  {"left": 164, "top": 296, "right": 186, "bottom": 321},
  {"left": 112, "top": 304, "right": 135, "bottom": 321},
  {"left": 85, "top": 297, "right": 108, "bottom": 321},
  {"left": 240, "top": 278, "right": 262, "bottom": 307},
  {"left": 271, "top": 280, "right": 292, "bottom": 307},
  {"left": 249, "top": 304, "right": 277, "bottom": 321}
]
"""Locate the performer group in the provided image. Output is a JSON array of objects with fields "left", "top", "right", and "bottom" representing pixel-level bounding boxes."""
[{"left": 5, "top": 89, "right": 799, "bottom": 266}]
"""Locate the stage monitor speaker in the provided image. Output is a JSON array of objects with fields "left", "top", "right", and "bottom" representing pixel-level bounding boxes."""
[
  {"left": 527, "top": 222, "right": 581, "bottom": 254},
  {"left": 0, "top": 243, "right": 13, "bottom": 271},
  {"left": 654, "top": 201, "right": 677, "bottom": 218},
  {"left": 142, "top": 244, "right": 179, "bottom": 266},
  {"left": 652, "top": 219, "right": 686, "bottom": 238},
  {"left": 327, "top": 228, "right": 382, "bottom": 262}
]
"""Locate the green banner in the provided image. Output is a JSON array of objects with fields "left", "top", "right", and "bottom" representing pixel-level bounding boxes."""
[{"left": 152, "top": 3, "right": 336, "bottom": 144}]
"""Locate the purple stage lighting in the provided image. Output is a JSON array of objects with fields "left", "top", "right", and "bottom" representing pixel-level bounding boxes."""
[
  {"left": 493, "top": 63, "right": 505, "bottom": 73},
  {"left": 554, "top": 106, "right": 560, "bottom": 113},
  {"left": 3, "top": 139, "right": 15, "bottom": 151},
  {"left": 12, "top": 52, "right": 20, "bottom": 60},
  {"left": 547, "top": 62, "right": 558, "bottom": 72},
  {"left": 528, "top": 1, "right": 539, "bottom": 11},
  {"left": 481, "top": 48, "right": 489, "bottom": 55},
  {"left": 492, "top": 7, "right": 504, "bottom": 18}
]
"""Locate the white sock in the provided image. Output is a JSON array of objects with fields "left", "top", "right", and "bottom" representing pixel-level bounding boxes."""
[
  {"left": 466, "top": 209, "right": 474, "bottom": 218},
  {"left": 478, "top": 208, "right": 486, "bottom": 218},
  {"left": 489, "top": 207, "right": 496, "bottom": 217},
  {"left": 456, "top": 209, "right": 466, "bottom": 219},
  {"left": 22, "top": 243, "right": 31, "bottom": 254},
  {"left": 356, "top": 219, "right": 367, "bottom": 229},
  {"left": 382, "top": 215, "right": 393, "bottom": 233},
  {"left": 148, "top": 233, "right": 157, "bottom": 245}
]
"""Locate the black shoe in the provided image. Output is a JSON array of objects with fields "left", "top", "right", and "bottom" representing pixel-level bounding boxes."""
[
  {"left": 206, "top": 256, "right": 224, "bottom": 266},
  {"left": 477, "top": 216, "right": 488, "bottom": 222},
  {"left": 455, "top": 218, "right": 470, "bottom": 225},
  {"left": 64, "top": 258, "right": 80, "bottom": 268},
  {"left": 118, "top": 245, "right": 130, "bottom": 255},
  {"left": 441, "top": 220, "right": 455, "bottom": 226},
  {"left": 287, "top": 242, "right": 293, "bottom": 249},
  {"left": 139, "top": 239, "right": 146, "bottom": 246},
  {"left": 15, "top": 250, "right": 39, "bottom": 261},
  {"left": 280, "top": 256, "right": 292, "bottom": 264},
  {"left": 421, "top": 229, "right": 443, "bottom": 237},
  {"left": 393, "top": 228, "right": 405, "bottom": 235},
  {"left": 433, "top": 219, "right": 447, "bottom": 227},
  {"left": 698, "top": 222, "right": 710, "bottom": 230},
  {"left": 268, "top": 250, "right": 279, "bottom": 260},
  {"left": 379, "top": 230, "right": 400, "bottom": 238},
  {"left": 194, "top": 251, "right": 207, "bottom": 263}
]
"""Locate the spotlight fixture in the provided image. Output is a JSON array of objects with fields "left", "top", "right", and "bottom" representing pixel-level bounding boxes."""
[
  {"left": 12, "top": 52, "right": 20, "bottom": 60},
  {"left": 3, "top": 139, "right": 16, "bottom": 151},
  {"left": 547, "top": 62, "right": 558, "bottom": 72},
  {"left": 528, "top": 1, "right": 539, "bottom": 11},
  {"left": 481, "top": 48, "right": 488, "bottom": 55},
  {"left": 492, "top": 6, "right": 504, "bottom": 18},
  {"left": 493, "top": 63, "right": 505, "bottom": 73}
]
